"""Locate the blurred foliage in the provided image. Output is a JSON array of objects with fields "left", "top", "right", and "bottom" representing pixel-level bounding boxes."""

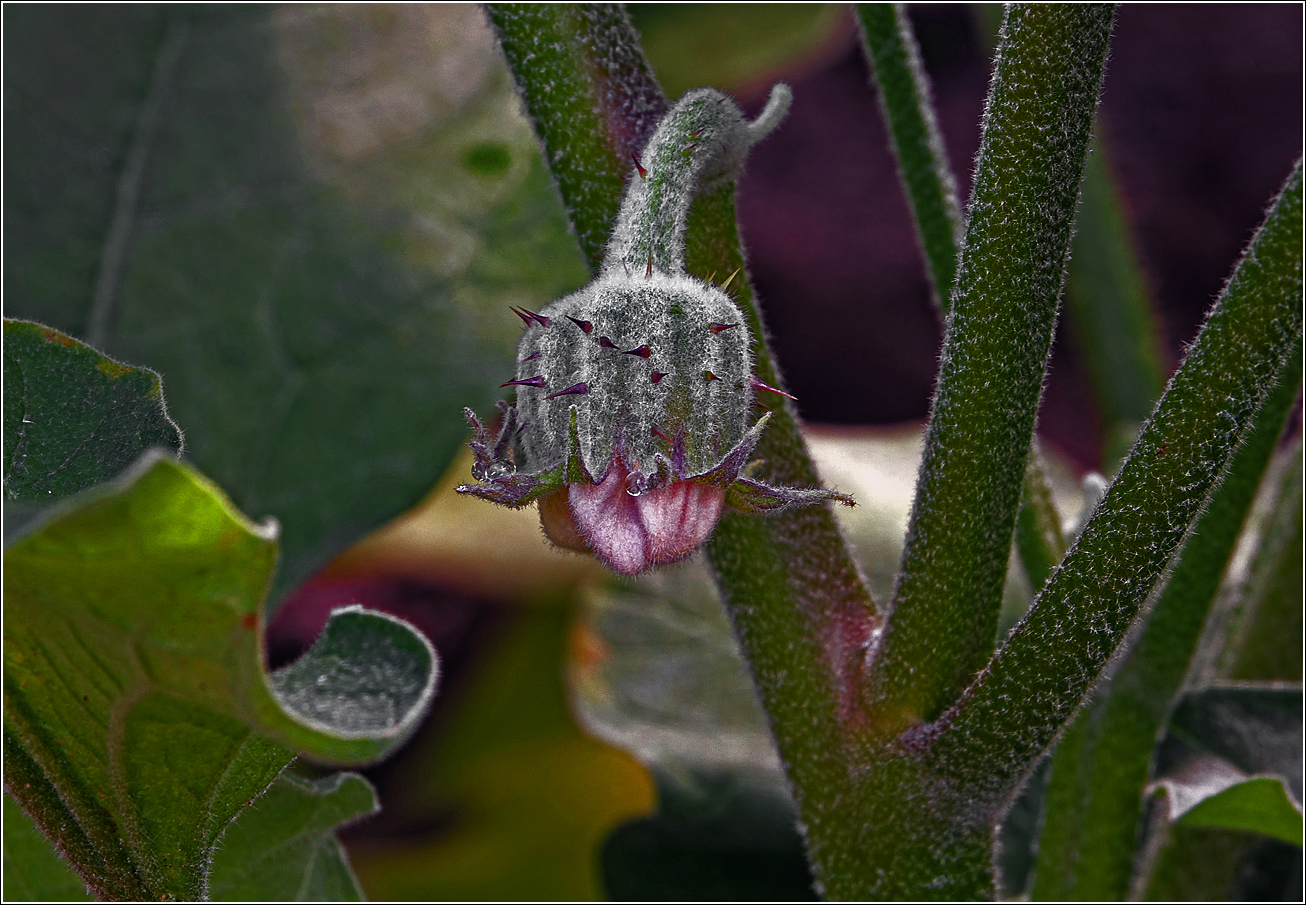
[
  {"left": 347, "top": 603, "right": 654, "bottom": 900},
  {"left": 3, "top": 4, "right": 586, "bottom": 606},
  {"left": 628, "top": 3, "right": 850, "bottom": 99}
]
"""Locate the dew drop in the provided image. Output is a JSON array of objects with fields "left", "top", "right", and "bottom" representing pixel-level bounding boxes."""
[{"left": 625, "top": 471, "right": 649, "bottom": 497}]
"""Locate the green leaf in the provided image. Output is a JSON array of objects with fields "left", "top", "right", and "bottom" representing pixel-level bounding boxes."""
[
  {"left": 2, "top": 793, "right": 94, "bottom": 902},
  {"left": 4, "top": 5, "right": 588, "bottom": 606},
  {"left": 3, "top": 318, "right": 181, "bottom": 508},
  {"left": 209, "top": 771, "right": 377, "bottom": 901},
  {"left": 1150, "top": 685, "right": 1303, "bottom": 848},
  {"left": 1174, "top": 777, "right": 1302, "bottom": 847},
  {"left": 348, "top": 602, "right": 653, "bottom": 901},
  {"left": 4, "top": 771, "right": 375, "bottom": 903},
  {"left": 3, "top": 452, "right": 437, "bottom": 899}
]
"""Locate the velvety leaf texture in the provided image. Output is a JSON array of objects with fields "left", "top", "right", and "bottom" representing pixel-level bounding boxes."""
[
  {"left": 3, "top": 319, "right": 182, "bottom": 505},
  {"left": 209, "top": 771, "right": 377, "bottom": 901},
  {"left": 3, "top": 453, "right": 437, "bottom": 899}
]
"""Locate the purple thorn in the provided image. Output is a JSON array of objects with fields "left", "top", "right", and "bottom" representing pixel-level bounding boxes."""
[
  {"left": 545, "top": 382, "right": 588, "bottom": 400},
  {"left": 623, "top": 345, "right": 652, "bottom": 359},
  {"left": 651, "top": 425, "right": 672, "bottom": 444},
  {"left": 750, "top": 375, "right": 797, "bottom": 400},
  {"left": 631, "top": 152, "right": 647, "bottom": 179},
  {"left": 522, "top": 351, "right": 542, "bottom": 362},
  {"left": 501, "top": 376, "right": 547, "bottom": 389},
  {"left": 650, "top": 370, "right": 667, "bottom": 384},
  {"left": 511, "top": 306, "right": 550, "bottom": 328},
  {"left": 567, "top": 316, "right": 593, "bottom": 334},
  {"left": 708, "top": 322, "right": 739, "bottom": 335},
  {"left": 599, "top": 336, "right": 618, "bottom": 349}
]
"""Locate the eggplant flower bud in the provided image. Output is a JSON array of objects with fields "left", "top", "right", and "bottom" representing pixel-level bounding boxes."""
[{"left": 458, "top": 85, "right": 852, "bottom": 575}]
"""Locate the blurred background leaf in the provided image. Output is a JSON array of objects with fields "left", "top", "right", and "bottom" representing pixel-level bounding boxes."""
[
  {"left": 346, "top": 602, "right": 654, "bottom": 900},
  {"left": 1, "top": 795, "right": 95, "bottom": 903},
  {"left": 3, "top": 4, "right": 587, "bottom": 606},
  {"left": 629, "top": 3, "right": 850, "bottom": 99}
]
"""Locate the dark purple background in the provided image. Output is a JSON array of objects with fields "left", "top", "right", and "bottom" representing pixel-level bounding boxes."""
[{"left": 734, "top": 4, "right": 1302, "bottom": 471}]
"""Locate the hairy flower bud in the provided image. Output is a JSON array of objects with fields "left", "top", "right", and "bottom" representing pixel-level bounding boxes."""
[{"left": 459, "top": 84, "right": 852, "bottom": 574}]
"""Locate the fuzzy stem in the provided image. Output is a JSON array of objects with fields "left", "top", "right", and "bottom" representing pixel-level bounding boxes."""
[
  {"left": 602, "top": 85, "right": 791, "bottom": 278},
  {"left": 485, "top": 3, "right": 667, "bottom": 274},
  {"left": 1031, "top": 339, "right": 1301, "bottom": 899},
  {"left": 868, "top": 4, "right": 1116, "bottom": 731},
  {"left": 857, "top": 3, "right": 1068, "bottom": 602},
  {"left": 1014, "top": 444, "right": 1067, "bottom": 593},
  {"left": 855, "top": 3, "right": 964, "bottom": 313},
  {"left": 488, "top": 5, "right": 889, "bottom": 895},
  {"left": 934, "top": 159, "right": 1303, "bottom": 808}
]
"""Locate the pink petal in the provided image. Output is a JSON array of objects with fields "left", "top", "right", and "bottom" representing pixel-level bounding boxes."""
[
  {"left": 566, "top": 458, "right": 727, "bottom": 575},
  {"left": 569, "top": 461, "right": 650, "bottom": 575},
  {"left": 637, "top": 480, "right": 724, "bottom": 565}
]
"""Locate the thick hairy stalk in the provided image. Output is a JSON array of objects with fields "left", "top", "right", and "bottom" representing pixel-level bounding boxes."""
[{"left": 868, "top": 4, "right": 1116, "bottom": 731}]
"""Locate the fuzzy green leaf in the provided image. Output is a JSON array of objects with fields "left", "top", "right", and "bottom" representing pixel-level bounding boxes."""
[
  {"left": 3, "top": 453, "right": 437, "bottom": 899},
  {"left": 208, "top": 772, "right": 377, "bottom": 901},
  {"left": 4, "top": 771, "right": 376, "bottom": 903},
  {"left": 3, "top": 319, "right": 181, "bottom": 509},
  {"left": 4, "top": 5, "right": 587, "bottom": 606},
  {"left": 2, "top": 794, "right": 95, "bottom": 902}
]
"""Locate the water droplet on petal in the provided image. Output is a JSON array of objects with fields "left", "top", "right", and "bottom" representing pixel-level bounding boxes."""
[{"left": 625, "top": 471, "right": 649, "bottom": 497}]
